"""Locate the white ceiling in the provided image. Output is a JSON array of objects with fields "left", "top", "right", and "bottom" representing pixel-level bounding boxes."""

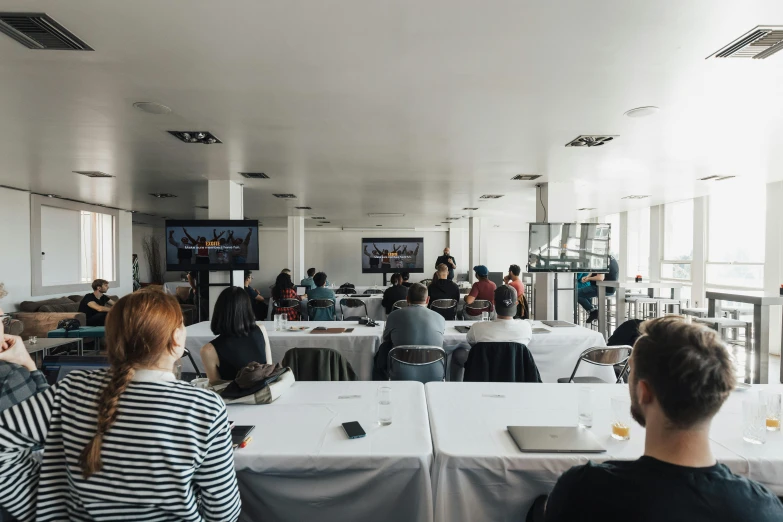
[{"left": 1, "top": 0, "right": 783, "bottom": 229}]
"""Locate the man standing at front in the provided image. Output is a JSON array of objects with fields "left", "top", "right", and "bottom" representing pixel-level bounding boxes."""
[
  {"left": 78, "top": 279, "right": 115, "bottom": 326},
  {"left": 373, "top": 283, "right": 445, "bottom": 380},
  {"left": 435, "top": 247, "right": 457, "bottom": 281}
]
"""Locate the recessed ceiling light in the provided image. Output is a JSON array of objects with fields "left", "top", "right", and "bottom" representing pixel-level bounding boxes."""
[
  {"left": 715, "top": 175, "right": 737, "bottom": 181},
  {"left": 479, "top": 194, "right": 504, "bottom": 199},
  {"left": 273, "top": 194, "right": 297, "bottom": 199},
  {"left": 320, "top": 221, "right": 331, "bottom": 224},
  {"left": 239, "top": 172, "right": 269, "bottom": 179},
  {"left": 577, "top": 207, "right": 596, "bottom": 211},
  {"left": 624, "top": 106, "right": 659, "bottom": 118},
  {"left": 195, "top": 205, "right": 208, "bottom": 209},
  {"left": 565, "top": 135, "right": 617, "bottom": 147},
  {"left": 73, "top": 171, "right": 114, "bottom": 178},
  {"left": 167, "top": 131, "right": 221, "bottom": 144},
  {"left": 316, "top": 224, "right": 323, "bottom": 227},
  {"left": 311, "top": 216, "right": 326, "bottom": 220},
  {"left": 463, "top": 207, "right": 479, "bottom": 210},
  {"left": 295, "top": 206, "right": 312, "bottom": 210},
  {"left": 511, "top": 174, "right": 542, "bottom": 181},
  {"left": 435, "top": 224, "right": 442, "bottom": 227},
  {"left": 45, "top": 194, "right": 58, "bottom": 198},
  {"left": 621, "top": 195, "right": 650, "bottom": 200},
  {"left": 368, "top": 213, "right": 405, "bottom": 218},
  {"left": 133, "top": 102, "right": 172, "bottom": 115},
  {"left": 149, "top": 193, "right": 177, "bottom": 198},
  {"left": 376, "top": 224, "right": 383, "bottom": 227}
]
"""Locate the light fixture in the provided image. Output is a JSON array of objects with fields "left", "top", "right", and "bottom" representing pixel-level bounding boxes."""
[
  {"left": 149, "top": 193, "right": 177, "bottom": 198},
  {"left": 565, "top": 135, "right": 617, "bottom": 147},
  {"left": 577, "top": 207, "right": 595, "bottom": 211},
  {"left": 195, "top": 205, "right": 208, "bottom": 209},
  {"left": 511, "top": 174, "right": 542, "bottom": 181},
  {"left": 621, "top": 195, "right": 650, "bottom": 200},
  {"left": 700, "top": 175, "right": 737, "bottom": 181},
  {"left": 316, "top": 224, "right": 323, "bottom": 227},
  {"left": 624, "top": 106, "right": 659, "bottom": 118},
  {"left": 435, "top": 224, "right": 442, "bottom": 227},
  {"left": 45, "top": 194, "right": 57, "bottom": 198},
  {"left": 273, "top": 194, "right": 297, "bottom": 199},
  {"left": 493, "top": 225, "right": 500, "bottom": 228},
  {"left": 368, "top": 213, "right": 405, "bottom": 218},
  {"left": 128, "top": 210, "right": 137, "bottom": 213},
  {"left": 295, "top": 206, "right": 312, "bottom": 210},
  {"left": 73, "top": 171, "right": 114, "bottom": 178},
  {"left": 239, "top": 172, "right": 269, "bottom": 179},
  {"left": 320, "top": 221, "right": 331, "bottom": 224},
  {"left": 715, "top": 175, "right": 736, "bottom": 181},
  {"left": 463, "top": 207, "right": 479, "bottom": 210},
  {"left": 311, "top": 216, "right": 326, "bottom": 220},
  {"left": 479, "top": 194, "right": 504, "bottom": 199},
  {"left": 133, "top": 102, "right": 172, "bottom": 115},
  {"left": 167, "top": 131, "right": 222, "bottom": 144},
  {"left": 376, "top": 224, "right": 383, "bottom": 227}
]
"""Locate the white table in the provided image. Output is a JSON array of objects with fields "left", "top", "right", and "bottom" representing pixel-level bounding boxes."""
[
  {"left": 229, "top": 381, "right": 433, "bottom": 522},
  {"left": 266, "top": 295, "right": 386, "bottom": 321},
  {"left": 184, "top": 321, "right": 383, "bottom": 380},
  {"left": 442, "top": 320, "right": 615, "bottom": 383},
  {"left": 425, "top": 382, "right": 768, "bottom": 522},
  {"left": 163, "top": 281, "right": 191, "bottom": 295},
  {"left": 596, "top": 281, "right": 683, "bottom": 340}
]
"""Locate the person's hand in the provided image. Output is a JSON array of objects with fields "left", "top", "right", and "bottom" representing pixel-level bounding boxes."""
[
  {"left": 581, "top": 276, "right": 588, "bottom": 283},
  {"left": 0, "top": 334, "right": 37, "bottom": 372}
]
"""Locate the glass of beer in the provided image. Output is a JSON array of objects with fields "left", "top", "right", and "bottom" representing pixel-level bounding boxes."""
[
  {"left": 610, "top": 397, "right": 632, "bottom": 441},
  {"left": 763, "top": 391, "right": 781, "bottom": 432}
]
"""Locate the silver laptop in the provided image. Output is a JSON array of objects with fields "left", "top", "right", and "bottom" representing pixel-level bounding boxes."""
[{"left": 508, "top": 426, "right": 606, "bottom": 453}]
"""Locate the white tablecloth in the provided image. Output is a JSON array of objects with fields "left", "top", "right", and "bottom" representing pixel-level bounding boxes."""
[
  {"left": 266, "top": 295, "right": 386, "bottom": 321},
  {"left": 442, "top": 321, "right": 615, "bottom": 383},
  {"left": 229, "top": 381, "right": 433, "bottom": 522},
  {"left": 184, "top": 321, "right": 383, "bottom": 380},
  {"left": 425, "top": 382, "right": 767, "bottom": 522}
]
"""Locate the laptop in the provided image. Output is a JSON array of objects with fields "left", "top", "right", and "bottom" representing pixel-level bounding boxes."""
[
  {"left": 507, "top": 426, "right": 606, "bottom": 453},
  {"left": 454, "top": 325, "right": 471, "bottom": 334},
  {"left": 41, "top": 356, "right": 110, "bottom": 385},
  {"left": 295, "top": 285, "right": 309, "bottom": 296},
  {"left": 540, "top": 320, "right": 577, "bottom": 328}
]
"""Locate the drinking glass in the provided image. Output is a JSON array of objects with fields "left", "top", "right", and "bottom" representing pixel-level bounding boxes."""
[
  {"left": 273, "top": 314, "right": 280, "bottom": 331},
  {"left": 28, "top": 335, "right": 37, "bottom": 344},
  {"left": 378, "top": 386, "right": 392, "bottom": 426},
  {"left": 280, "top": 315, "right": 288, "bottom": 331},
  {"left": 610, "top": 397, "right": 631, "bottom": 440},
  {"left": 173, "top": 360, "right": 183, "bottom": 381},
  {"left": 578, "top": 388, "right": 593, "bottom": 428},
  {"left": 743, "top": 395, "right": 767, "bottom": 444},
  {"left": 481, "top": 311, "right": 489, "bottom": 322},
  {"left": 763, "top": 391, "right": 781, "bottom": 432}
]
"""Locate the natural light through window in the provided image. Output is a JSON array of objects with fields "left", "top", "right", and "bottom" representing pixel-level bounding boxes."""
[
  {"left": 81, "top": 211, "right": 115, "bottom": 283},
  {"left": 603, "top": 213, "right": 621, "bottom": 260},
  {"left": 662, "top": 200, "right": 693, "bottom": 280},
  {"left": 626, "top": 208, "right": 650, "bottom": 279}
]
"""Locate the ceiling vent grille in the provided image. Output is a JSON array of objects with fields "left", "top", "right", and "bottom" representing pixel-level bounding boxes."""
[
  {"left": 463, "top": 207, "right": 479, "bottom": 210},
  {"left": 239, "top": 172, "right": 269, "bottom": 179},
  {"left": 479, "top": 194, "right": 504, "bottom": 199},
  {"left": 168, "top": 131, "right": 221, "bottom": 144},
  {"left": 565, "top": 135, "right": 617, "bottom": 147},
  {"left": 621, "top": 195, "right": 650, "bottom": 200},
  {"left": 511, "top": 174, "right": 542, "bottom": 181},
  {"left": 273, "top": 193, "right": 296, "bottom": 199},
  {"left": 311, "top": 216, "right": 326, "bottom": 220},
  {"left": 295, "top": 206, "right": 311, "bottom": 210},
  {"left": 577, "top": 207, "right": 596, "bottom": 211},
  {"left": 0, "top": 13, "right": 93, "bottom": 50},
  {"left": 73, "top": 170, "right": 114, "bottom": 178},
  {"left": 709, "top": 26, "right": 783, "bottom": 60},
  {"left": 149, "top": 193, "right": 177, "bottom": 199}
]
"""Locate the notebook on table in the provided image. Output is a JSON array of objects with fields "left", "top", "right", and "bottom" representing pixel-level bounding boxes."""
[
  {"left": 540, "top": 320, "right": 577, "bottom": 328},
  {"left": 454, "top": 326, "right": 471, "bottom": 334},
  {"left": 532, "top": 328, "right": 551, "bottom": 334}
]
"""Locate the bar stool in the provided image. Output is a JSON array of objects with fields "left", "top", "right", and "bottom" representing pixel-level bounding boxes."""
[
  {"left": 654, "top": 297, "right": 682, "bottom": 316},
  {"left": 693, "top": 316, "right": 754, "bottom": 381},
  {"left": 626, "top": 297, "right": 659, "bottom": 320},
  {"left": 682, "top": 307, "right": 707, "bottom": 318}
]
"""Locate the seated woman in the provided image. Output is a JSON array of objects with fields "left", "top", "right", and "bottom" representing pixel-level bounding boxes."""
[
  {"left": 0, "top": 288, "right": 241, "bottom": 521},
  {"left": 272, "top": 272, "right": 302, "bottom": 320},
  {"left": 201, "top": 287, "right": 272, "bottom": 384}
]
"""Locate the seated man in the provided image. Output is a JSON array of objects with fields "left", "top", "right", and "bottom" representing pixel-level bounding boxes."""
[
  {"left": 373, "top": 283, "right": 445, "bottom": 380},
  {"left": 451, "top": 286, "right": 530, "bottom": 381},
  {"left": 244, "top": 270, "right": 268, "bottom": 321},
  {"left": 78, "top": 279, "right": 115, "bottom": 327},
  {"left": 300, "top": 267, "right": 317, "bottom": 290},
  {"left": 0, "top": 305, "right": 49, "bottom": 412},
  {"left": 464, "top": 265, "right": 496, "bottom": 317},
  {"left": 307, "top": 272, "right": 337, "bottom": 321},
  {"left": 381, "top": 273, "right": 409, "bottom": 315},
  {"left": 542, "top": 317, "right": 783, "bottom": 521},
  {"left": 401, "top": 272, "right": 413, "bottom": 288},
  {"left": 577, "top": 254, "right": 619, "bottom": 323},
  {"left": 427, "top": 264, "right": 461, "bottom": 319}
]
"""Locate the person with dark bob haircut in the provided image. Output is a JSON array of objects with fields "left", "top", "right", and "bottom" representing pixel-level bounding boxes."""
[
  {"left": 200, "top": 287, "right": 271, "bottom": 384},
  {"left": 272, "top": 272, "right": 302, "bottom": 320}
]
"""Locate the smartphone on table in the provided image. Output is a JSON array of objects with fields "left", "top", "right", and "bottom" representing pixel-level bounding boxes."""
[{"left": 341, "top": 421, "right": 366, "bottom": 439}]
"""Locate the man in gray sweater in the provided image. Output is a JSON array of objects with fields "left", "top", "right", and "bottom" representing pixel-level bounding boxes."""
[{"left": 374, "top": 283, "right": 446, "bottom": 379}]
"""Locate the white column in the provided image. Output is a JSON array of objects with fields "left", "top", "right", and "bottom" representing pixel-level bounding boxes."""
[
  {"left": 649, "top": 205, "right": 663, "bottom": 296},
  {"left": 691, "top": 196, "right": 707, "bottom": 308},
  {"left": 287, "top": 216, "right": 305, "bottom": 284},
  {"left": 618, "top": 212, "right": 628, "bottom": 282},
  {"left": 448, "top": 226, "right": 468, "bottom": 281},
  {"left": 764, "top": 181, "right": 783, "bottom": 357},
  {"left": 468, "top": 217, "right": 486, "bottom": 283},
  {"left": 206, "top": 181, "right": 244, "bottom": 319}
]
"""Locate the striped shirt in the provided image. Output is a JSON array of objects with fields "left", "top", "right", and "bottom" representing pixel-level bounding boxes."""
[{"left": 0, "top": 369, "right": 240, "bottom": 521}]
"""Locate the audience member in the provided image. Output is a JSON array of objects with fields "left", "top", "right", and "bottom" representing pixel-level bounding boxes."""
[
  {"left": 427, "top": 264, "right": 461, "bottom": 319},
  {"left": 307, "top": 272, "right": 337, "bottom": 321},
  {"left": 451, "top": 286, "right": 531, "bottom": 381},
  {"left": 200, "top": 287, "right": 271, "bottom": 385},
  {"left": 0, "top": 288, "right": 241, "bottom": 521},
  {"left": 301, "top": 268, "right": 317, "bottom": 289},
  {"left": 503, "top": 264, "right": 525, "bottom": 300},
  {"left": 464, "top": 265, "right": 497, "bottom": 317},
  {"left": 543, "top": 317, "right": 783, "bottom": 521},
  {"left": 0, "top": 305, "right": 48, "bottom": 412},
  {"left": 272, "top": 272, "right": 301, "bottom": 320},
  {"left": 281, "top": 268, "right": 292, "bottom": 276},
  {"left": 78, "top": 279, "right": 115, "bottom": 326},
  {"left": 374, "top": 283, "right": 446, "bottom": 379},
  {"left": 435, "top": 247, "right": 457, "bottom": 280},
  {"left": 381, "top": 273, "right": 409, "bottom": 315},
  {"left": 578, "top": 255, "right": 619, "bottom": 323},
  {"left": 401, "top": 272, "right": 412, "bottom": 288},
  {"left": 244, "top": 270, "right": 268, "bottom": 320}
]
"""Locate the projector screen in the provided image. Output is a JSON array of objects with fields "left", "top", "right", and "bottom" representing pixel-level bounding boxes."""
[
  {"left": 527, "top": 223, "right": 610, "bottom": 273},
  {"left": 165, "top": 220, "right": 259, "bottom": 271},
  {"left": 362, "top": 238, "right": 424, "bottom": 273}
]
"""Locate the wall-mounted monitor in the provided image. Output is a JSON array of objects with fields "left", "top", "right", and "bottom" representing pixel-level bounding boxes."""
[
  {"left": 361, "top": 237, "right": 424, "bottom": 273},
  {"left": 527, "top": 223, "right": 610, "bottom": 273},
  {"left": 165, "top": 220, "right": 259, "bottom": 271}
]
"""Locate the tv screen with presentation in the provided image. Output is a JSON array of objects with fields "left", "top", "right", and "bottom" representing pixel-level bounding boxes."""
[
  {"left": 165, "top": 220, "right": 259, "bottom": 271},
  {"left": 527, "top": 223, "right": 610, "bottom": 273},
  {"left": 361, "top": 238, "right": 424, "bottom": 273}
]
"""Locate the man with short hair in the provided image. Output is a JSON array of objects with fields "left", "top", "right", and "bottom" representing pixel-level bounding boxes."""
[
  {"left": 464, "top": 265, "right": 497, "bottom": 317},
  {"left": 381, "top": 273, "right": 409, "bottom": 315},
  {"left": 503, "top": 264, "right": 525, "bottom": 302},
  {"left": 78, "top": 279, "right": 115, "bottom": 326},
  {"left": 435, "top": 247, "right": 457, "bottom": 280},
  {"left": 542, "top": 317, "right": 783, "bottom": 521},
  {"left": 301, "top": 268, "right": 317, "bottom": 290},
  {"left": 308, "top": 272, "right": 337, "bottom": 321},
  {"left": 244, "top": 270, "right": 268, "bottom": 320},
  {"left": 374, "top": 283, "right": 446, "bottom": 380},
  {"left": 401, "top": 272, "right": 412, "bottom": 288},
  {"left": 578, "top": 254, "right": 619, "bottom": 324},
  {"left": 428, "top": 264, "right": 461, "bottom": 319}
]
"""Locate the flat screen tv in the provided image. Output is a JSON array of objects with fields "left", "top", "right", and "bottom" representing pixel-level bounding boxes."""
[
  {"left": 527, "top": 223, "right": 610, "bottom": 273},
  {"left": 165, "top": 220, "right": 259, "bottom": 271},
  {"left": 362, "top": 237, "right": 424, "bottom": 273}
]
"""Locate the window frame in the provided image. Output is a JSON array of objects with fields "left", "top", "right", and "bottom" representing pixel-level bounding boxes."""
[
  {"left": 660, "top": 200, "right": 694, "bottom": 283},
  {"left": 30, "top": 194, "right": 119, "bottom": 296}
]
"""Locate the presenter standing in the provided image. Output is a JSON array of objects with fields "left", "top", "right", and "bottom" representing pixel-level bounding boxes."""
[{"left": 435, "top": 247, "right": 457, "bottom": 280}]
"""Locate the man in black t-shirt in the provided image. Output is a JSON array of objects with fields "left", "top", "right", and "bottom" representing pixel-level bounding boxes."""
[
  {"left": 78, "top": 279, "right": 115, "bottom": 326},
  {"left": 427, "top": 264, "right": 460, "bottom": 319},
  {"left": 435, "top": 247, "right": 457, "bottom": 280},
  {"left": 381, "top": 273, "right": 409, "bottom": 315},
  {"left": 541, "top": 317, "right": 783, "bottom": 522}
]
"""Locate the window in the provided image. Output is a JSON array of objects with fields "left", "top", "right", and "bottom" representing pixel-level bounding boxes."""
[
  {"left": 602, "top": 213, "right": 621, "bottom": 259},
  {"left": 80, "top": 211, "right": 115, "bottom": 282},
  {"left": 662, "top": 200, "right": 693, "bottom": 280},
  {"left": 626, "top": 208, "right": 650, "bottom": 279},
  {"left": 706, "top": 186, "right": 766, "bottom": 290}
]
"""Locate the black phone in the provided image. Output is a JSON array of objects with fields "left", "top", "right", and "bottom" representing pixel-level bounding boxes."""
[
  {"left": 231, "top": 425, "right": 255, "bottom": 445},
  {"left": 341, "top": 421, "right": 366, "bottom": 439}
]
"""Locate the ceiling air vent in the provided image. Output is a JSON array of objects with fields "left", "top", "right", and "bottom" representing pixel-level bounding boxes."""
[
  {"left": 168, "top": 131, "right": 221, "bottom": 144},
  {"left": 273, "top": 194, "right": 296, "bottom": 199},
  {"left": 479, "top": 194, "right": 504, "bottom": 199},
  {"left": 565, "top": 135, "right": 617, "bottom": 147},
  {"left": 0, "top": 13, "right": 93, "bottom": 50},
  {"left": 511, "top": 174, "right": 542, "bottom": 181},
  {"left": 463, "top": 207, "right": 479, "bottom": 210},
  {"left": 311, "top": 216, "right": 326, "bottom": 220},
  {"left": 239, "top": 172, "right": 269, "bottom": 179},
  {"left": 621, "top": 195, "right": 650, "bottom": 200},
  {"left": 149, "top": 193, "right": 177, "bottom": 199},
  {"left": 577, "top": 207, "right": 596, "bottom": 211},
  {"left": 295, "top": 206, "right": 311, "bottom": 210},
  {"left": 709, "top": 26, "right": 783, "bottom": 60},
  {"left": 73, "top": 171, "right": 114, "bottom": 178}
]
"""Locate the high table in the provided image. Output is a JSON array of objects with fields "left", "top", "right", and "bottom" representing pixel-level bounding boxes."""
[
  {"left": 706, "top": 291, "right": 783, "bottom": 384},
  {"left": 596, "top": 281, "right": 683, "bottom": 339},
  {"left": 442, "top": 320, "right": 614, "bottom": 383},
  {"left": 229, "top": 381, "right": 433, "bottom": 522},
  {"left": 425, "top": 382, "right": 780, "bottom": 522},
  {"left": 184, "top": 321, "right": 383, "bottom": 380}
]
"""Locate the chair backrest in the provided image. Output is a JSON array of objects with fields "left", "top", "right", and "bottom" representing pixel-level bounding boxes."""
[
  {"left": 363, "top": 289, "right": 384, "bottom": 295},
  {"left": 466, "top": 299, "right": 493, "bottom": 312},
  {"left": 430, "top": 299, "right": 457, "bottom": 310},
  {"left": 308, "top": 299, "right": 335, "bottom": 309},
  {"left": 281, "top": 347, "right": 358, "bottom": 381},
  {"left": 388, "top": 345, "right": 446, "bottom": 384},
  {"left": 564, "top": 345, "right": 633, "bottom": 383},
  {"left": 392, "top": 300, "right": 408, "bottom": 311},
  {"left": 340, "top": 298, "right": 368, "bottom": 319},
  {"left": 274, "top": 298, "right": 300, "bottom": 309},
  {"left": 175, "top": 286, "right": 191, "bottom": 303},
  {"left": 463, "top": 342, "right": 542, "bottom": 383},
  {"left": 420, "top": 279, "right": 432, "bottom": 286}
]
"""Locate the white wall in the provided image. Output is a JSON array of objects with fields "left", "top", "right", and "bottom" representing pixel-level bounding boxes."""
[
  {"left": 40, "top": 205, "right": 82, "bottom": 285},
  {"left": 131, "top": 224, "right": 177, "bottom": 283},
  {"left": 255, "top": 229, "right": 288, "bottom": 298},
  {"left": 485, "top": 229, "right": 528, "bottom": 275}
]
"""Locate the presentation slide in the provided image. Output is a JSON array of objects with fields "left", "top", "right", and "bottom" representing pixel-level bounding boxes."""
[
  {"left": 362, "top": 237, "right": 424, "bottom": 273},
  {"left": 165, "top": 220, "right": 259, "bottom": 271}
]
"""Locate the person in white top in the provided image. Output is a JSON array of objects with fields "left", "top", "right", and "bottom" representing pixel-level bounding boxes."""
[{"left": 452, "top": 285, "right": 532, "bottom": 380}]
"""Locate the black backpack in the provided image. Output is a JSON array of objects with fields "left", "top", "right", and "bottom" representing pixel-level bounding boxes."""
[{"left": 57, "top": 318, "right": 81, "bottom": 336}]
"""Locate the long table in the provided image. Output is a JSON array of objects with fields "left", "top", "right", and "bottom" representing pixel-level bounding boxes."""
[
  {"left": 425, "top": 382, "right": 783, "bottom": 522},
  {"left": 229, "top": 381, "right": 433, "bottom": 522},
  {"left": 266, "top": 295, "right": 386, "bottom": 321},
  {"left": 596, "top": 281, "right": 683, "bottom": 339}
]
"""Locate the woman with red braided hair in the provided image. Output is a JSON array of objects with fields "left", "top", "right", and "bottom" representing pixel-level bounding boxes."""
[{"left": 0, "top": 288, "right": 240, "bottom": 521}]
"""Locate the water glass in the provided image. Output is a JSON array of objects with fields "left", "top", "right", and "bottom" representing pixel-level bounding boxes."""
[
  {"left": 378, "top": 386, "right": 392, "bottom": 426},
  {"left": 173, "top": 360, "right": 183, "bottom": 381},
  {"left": 763, "top": 391, "right": 781, "bottom": 432},
  {"left": 481, "top": 311, "right": 489, "bottom": 322},
  {"left": 578, "top": 388, "right": 593, "bottom": 428},
  {"left": 273, "top": 314, "right": 280, "bottom": 331},
  {"left": 743, "top": 395, "right": 767, "bottom": 444},
  {"left": 28, "top": 335, "right": 38, "bottom": 344},
  {"left": 610, "top": 397, "right": 631, "bottom": 440},
  {"left": 279, "top": 315, "right": 288, "bottom": 331}
]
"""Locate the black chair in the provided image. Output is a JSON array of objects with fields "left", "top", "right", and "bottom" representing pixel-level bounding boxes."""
[
  {"left": 392, "top": 299, "right": 408, "bottom": 311},
  {"left": 335, "top": 287, "right": 355, "bottom": 295},
  {"left": 388, "top": 345, "right": 447, "bottom": 384},
  {"left": 430, "top": 299, "right": 458, "bottom": 320},
  {"left": 281, "top": 347, "right": 357, "bottom": 381},
  {"left": 363, "top": 289, "right": 384, "bottom": 295},
  {"left": 272, "top": 298, "right": 301, "bottom": 319},
  {"left": 340, "top": 298, "right": 368, "bottom": 320},
  {"left": 307, "top": 299, "right": 336, "bottom": 321},
  {"left": 557, "top": 346, "right": 632, "bottom": 383},
  {"left": 420, "top": 279, "right": 433, "bottom": 286},
  {"left": 463, "top": 342, "right": 542, "bottom": 383}
]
